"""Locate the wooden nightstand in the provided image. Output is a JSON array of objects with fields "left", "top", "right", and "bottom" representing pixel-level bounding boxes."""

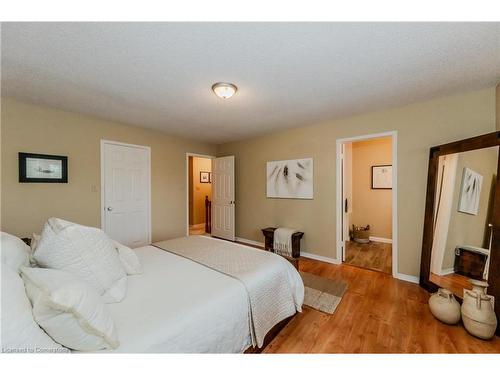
[{"left": 261, "top": 227, "right": 304, "bottom": 269}]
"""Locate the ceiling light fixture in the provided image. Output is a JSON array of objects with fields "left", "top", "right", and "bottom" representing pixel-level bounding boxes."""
[{"left": 212, "top": 82, "right": 237, "bottom": 99}]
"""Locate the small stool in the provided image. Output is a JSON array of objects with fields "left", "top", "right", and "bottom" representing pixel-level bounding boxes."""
[{"left": 261, "top": 227, "right": 304, "bottom": 269}]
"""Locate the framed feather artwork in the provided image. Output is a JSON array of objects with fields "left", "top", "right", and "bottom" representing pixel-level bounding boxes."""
[
  {"left": 458, "top": 167, "right": 483, "bottom": 215},
  {"left": 266, "top": 158, "right": 313, "bottom": 199}
]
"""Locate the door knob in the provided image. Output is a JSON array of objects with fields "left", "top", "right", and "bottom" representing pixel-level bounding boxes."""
[{"left": 107, "top": 207, "right": 113, "bottom": 211}]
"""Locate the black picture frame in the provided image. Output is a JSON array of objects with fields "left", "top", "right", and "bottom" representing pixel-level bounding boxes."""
[
  {"left": 19, "top": 152, "right": 68, "bottom": 183},
  {"left": 200, "top": 171, "right": 211, "bottom": 183},
  {"left": 371, "top": 164, "right": 392, "bottom": 190}
]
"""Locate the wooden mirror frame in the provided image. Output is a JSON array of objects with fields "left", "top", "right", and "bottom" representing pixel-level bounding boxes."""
[{"left": 419, "top": 131, "right": 500, "bottom": 333}]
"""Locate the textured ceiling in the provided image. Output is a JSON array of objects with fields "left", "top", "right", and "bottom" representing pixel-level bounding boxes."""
[{"left": 2, "top": 22, "right": 499, "bottom": 144}]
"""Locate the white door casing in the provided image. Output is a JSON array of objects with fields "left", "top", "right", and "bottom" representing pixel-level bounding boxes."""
[
  {"left": 101, "top": 140, "right": 151, "bottom": 248},
  {"left": 336, "top": 131, "right": 398, "bottom": 278},
  {"left": 341, "top": 142, "right": 353, "bottom": 261},
  {"left": 211, "top": 156, "right": 235, "bottom": 241},
  {"left": 430, "top": 154, "right": 458, "bottom": 275}
]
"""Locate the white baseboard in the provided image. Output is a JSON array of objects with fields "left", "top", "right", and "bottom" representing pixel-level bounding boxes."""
[
  {"left": 236, "top": 236, "right": 416, "bottom": 283},
  {"left": 395, "top": 273, "right": 419, "bottom": 284},
  {"left": 301, "top": 252, "right": 341, "bottom": 265},
  {"left": 437, "top": 268, "right": 455, "bottom": 276},
  {"left": 236, "top": 237, "right": 341, "bottom": 265},
  {"left": 235, "top": 237, "right": 264, "bottom": 248},
  {"left": 369, "top": 236, "right": 393, "bottom": 244}
]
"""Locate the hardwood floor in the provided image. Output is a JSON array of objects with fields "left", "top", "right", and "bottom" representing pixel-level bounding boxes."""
[
  {"left": 264, "top": 257, "right": 500, "bottom": 353},
  {"left": 430, "top": 272, "right": 474, "bottom": 298},
  {"left": 188, "top": 225, "right": 206, "bottom": 236},
  {"left": 345, "top": 240, "right": 392, "bottom": 274}
]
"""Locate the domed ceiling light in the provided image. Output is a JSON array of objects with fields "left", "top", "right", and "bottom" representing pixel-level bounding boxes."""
[{"left": 212, "top": 82, "right": 237, "bottom": 99}]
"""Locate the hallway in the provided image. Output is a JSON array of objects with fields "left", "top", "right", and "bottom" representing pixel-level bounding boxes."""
[{"left": 344, "top": 240, "right": 392, "bottom": 274}]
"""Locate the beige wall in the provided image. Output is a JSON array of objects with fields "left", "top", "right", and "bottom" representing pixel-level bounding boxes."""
[
  {"left": 190, "top": 156, "right": 212, "bottom": 225},
  {"left": 496, "top": 83, "right": 500, "bottom": 131},
  {"left": 441, "top": 147, "right": 498, "bottom": 270},
  {"left": 1, "top": 98, "right": 216, "bottom": 240},
  {"left": 351, "top": 137, "right": 392, "bottom": 239},
  {"left": 217, "top": 88, "right": 496, "bottom": 277}
]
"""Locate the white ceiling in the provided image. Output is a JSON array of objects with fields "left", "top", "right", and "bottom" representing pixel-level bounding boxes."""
[{"left": 2, "top": 23, "right": 499, "bottom": 144}]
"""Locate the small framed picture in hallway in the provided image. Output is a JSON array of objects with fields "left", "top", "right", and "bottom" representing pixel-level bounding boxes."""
[
  {"left": 371, "top": 165, "right": 392, "bottom": 189},
  {"left": 200, "top": 171, "right": 211, "bottom": 183}
]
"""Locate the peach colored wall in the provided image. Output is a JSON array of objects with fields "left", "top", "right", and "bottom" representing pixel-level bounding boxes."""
[
  {"left": 351, "top": 137, "right": 392, "bottom": 239},
  {"left": 190, "top": 157, "right": 212, "bottom": 225}
]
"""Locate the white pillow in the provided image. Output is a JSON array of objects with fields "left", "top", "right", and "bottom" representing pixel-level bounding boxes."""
[
  {"left": 33, "top": 218, "right": 127, "bottom": 303},
  {"left": 1, "top": 266, "right": 66, "bottom": 353},
  {"left": 31, "top": 233, "right": 41, "bottom": 252},
  {"left": 113, "top": 240, "right": 143, "bottom": 275},
  {"left": 1, "top": 231, "right": 29, "bottom": 273},
  {"left": 21, "top": 267, "right": 120, "bottom": 351}
]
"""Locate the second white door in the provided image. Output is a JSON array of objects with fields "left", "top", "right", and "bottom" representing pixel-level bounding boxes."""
[
  {"left": 211, "top": 156, "right": 235, "bottom": 241},
  {"left": 102, "top": 141, "right": 151, "bottom": 248}
]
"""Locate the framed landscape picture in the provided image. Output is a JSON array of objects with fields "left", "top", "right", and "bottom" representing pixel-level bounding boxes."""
[
  {"left": 371, "top": 165, "right": 392, "bottom": 189},
  {"left": 19, "top": 152, "right": 68, "bottom": 183}
]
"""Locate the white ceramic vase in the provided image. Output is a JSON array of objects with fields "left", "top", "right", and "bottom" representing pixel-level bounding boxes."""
[
  {"left": 429, "top": 288, "right": 461, "bottom": 325},
  {"left": 461, "top": 280, "right": 497, "bottom": 340}
]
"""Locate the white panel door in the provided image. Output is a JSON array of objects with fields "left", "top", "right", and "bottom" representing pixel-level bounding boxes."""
[
  {"left": 211, "top": 156, "right": 235, "bottom": 241},
  {"left": 102, "top": 141, "right": 151, "bottom": 248}
]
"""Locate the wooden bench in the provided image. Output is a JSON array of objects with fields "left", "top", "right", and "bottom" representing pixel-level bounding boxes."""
[{"left": 261, "top": 227, "right": 304, "bottom": 269}]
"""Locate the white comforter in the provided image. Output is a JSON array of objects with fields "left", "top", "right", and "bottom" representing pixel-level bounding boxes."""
[
  {"left": 104, "top": 245, "right": 251, "bottom": 353},
  {"left": 154, "top": 236, "right": 304, "bottom": 348},
  {"left": 103, "top": 237, "right": 303, "bottom": 353}
]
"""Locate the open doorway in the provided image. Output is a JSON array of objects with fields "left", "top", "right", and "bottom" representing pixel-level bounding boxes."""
[
  {"left": 187, "top": 154, "right": 214, "bottom": 236},
  {"left": 337, "top": 132, "right": 397, "bottom": 276}
]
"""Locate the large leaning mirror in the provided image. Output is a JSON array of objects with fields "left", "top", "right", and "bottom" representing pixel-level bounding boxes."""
[
  {"left": 420, "top": 131, "right": 500, "bottom": 335},
  {"left": 430, "top": 146, "right": 497, "bottom": 295}
]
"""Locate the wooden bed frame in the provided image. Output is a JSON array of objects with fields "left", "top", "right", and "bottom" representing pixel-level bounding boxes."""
[{"left": 244, "top": 314, "right": 295, "bottom": 353}]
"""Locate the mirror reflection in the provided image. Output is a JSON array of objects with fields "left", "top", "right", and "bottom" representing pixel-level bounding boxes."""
[{"left": 430, "top": 146, "right": 498, "bottom": 297}]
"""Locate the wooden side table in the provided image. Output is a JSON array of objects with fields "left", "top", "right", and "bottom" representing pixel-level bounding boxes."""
[{"left": 261, "top": 227, "right": 304, "bottom": 269}]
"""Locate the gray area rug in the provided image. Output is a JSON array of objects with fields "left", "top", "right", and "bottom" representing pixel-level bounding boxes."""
[{"left": 300, "top": 272, "right": 347, "bottom": 314}]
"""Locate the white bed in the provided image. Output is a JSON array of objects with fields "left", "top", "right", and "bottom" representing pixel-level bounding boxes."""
[{"left": 103, "top": 237, "right": 303, "bottom": 353}]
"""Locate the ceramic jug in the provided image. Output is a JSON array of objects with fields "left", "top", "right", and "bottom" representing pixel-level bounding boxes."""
[
  {"left": 429, "top": 288, "right": 461, "bottom": 325},
  {"left": 461, "top": 280, "right": 497, "bottom": 340}
]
